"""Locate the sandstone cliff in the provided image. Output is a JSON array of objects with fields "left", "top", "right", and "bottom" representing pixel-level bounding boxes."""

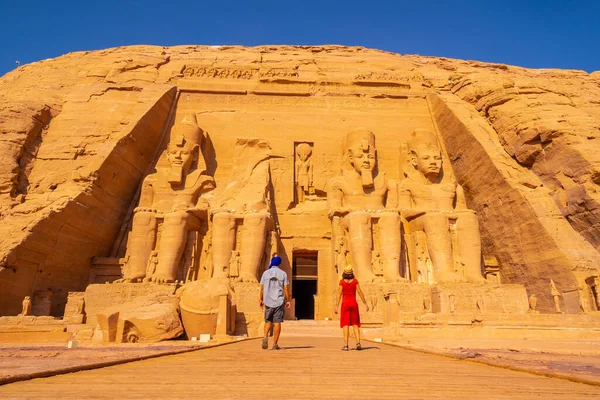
[{"left": 0, "top": 45, "right": 599, "bottom": 314}]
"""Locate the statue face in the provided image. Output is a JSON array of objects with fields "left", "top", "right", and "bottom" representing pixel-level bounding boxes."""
[
  {"left": 348, "top": 143, "right": 376, "bottom": 173},
  {"left": 413, "top": 147, "right": 442, "bottom": 177},
  {"left": 167, "top": 142, "right": 198, "bottom": 173}
]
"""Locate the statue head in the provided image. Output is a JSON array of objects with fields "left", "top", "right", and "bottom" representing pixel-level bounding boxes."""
[
  {"left": 342, "top": 128, "right": 376, "bottom": 187},
  {"left": 296, "top": 143, "right": 312, "bottom": 162},
  {"left": 407, "top": 130, "right": 442, "bottom": 182},
  {"left": 167, "top": 113, "right": 205, "bottom": 184}
]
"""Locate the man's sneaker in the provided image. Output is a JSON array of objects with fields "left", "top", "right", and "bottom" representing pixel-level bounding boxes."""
[
  {"left": 272, "top": 344, "right": 281, "bottom": 350},
  {"left": 261, "top": 337, "right": 268, "bottom": 350},
  {"left": 342, "top": 345, "right": 349, "bottom": 351},
  {"left": 356, "top": 343, "right": 362, "bottom": 351}
]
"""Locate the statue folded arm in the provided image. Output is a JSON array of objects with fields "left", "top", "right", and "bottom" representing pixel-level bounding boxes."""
[
  {"left": 327, "top": 178, "right": 350, "bottom": 218},
  {"left": 398, "top": 181, "right": 426, "bottom": 220},
  {"left": 455, "top": 184, "right": 469, "bottom": 210},
  {"left": 385, "top": 178, "right": 399, "bottom": 210},
  {"left": 135, "top": 176, "right": 156, "bottom": 213}
]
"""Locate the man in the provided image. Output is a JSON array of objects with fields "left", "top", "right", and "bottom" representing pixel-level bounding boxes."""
[{"left": 259, "top": 256, "right": 291, "bottom": 350}]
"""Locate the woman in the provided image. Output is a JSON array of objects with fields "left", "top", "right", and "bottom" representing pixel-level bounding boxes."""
[{"left": 335, "top": 265, "right": 369, "bottom": 350}]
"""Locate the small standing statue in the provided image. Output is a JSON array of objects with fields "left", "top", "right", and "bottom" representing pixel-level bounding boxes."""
[
  {"left": 19, "top": 296, "right": 32, "bottom": 316},
  {"left": 202, "top": 230, "right": 213, "bottom": 279},
  {"left": 144, "top": 251, "right": 159, "bottom": 281},
  {"left": 334, "top": 236, "right": 348, "bottom": 276},
  {"left": 229, "top": 250, "right": 241, "bottom": 278},
  {"left": 423, "top": 292, "right": 432, "bottom": 313},
  {"left": 370, "top": 294, "right": 378, "bottom": 313},
  {"left": 75, "top": 296, "right": 85, "bottom": 315},
  {"left": 371, "top": 250, "right": 382, "bottom": 276},
  {"left": 550, "top": 279, "right": 564, "bottom": 313},
  {"left": 448, "top": 294, "right": 457, "bottom": 313},
  {"left": 528, "top": 294, "right": 539, "bottom": 314},
  {"left": 295, "top": 143, "right": 314, "bottom": 204}
]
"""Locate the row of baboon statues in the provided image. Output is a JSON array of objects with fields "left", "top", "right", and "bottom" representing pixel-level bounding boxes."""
[{"left": 117, "top": 113, "right": 484, "bottom": 285}]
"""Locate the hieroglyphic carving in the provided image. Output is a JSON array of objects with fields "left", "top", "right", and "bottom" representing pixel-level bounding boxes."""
[
  {"left": 354, "top": 72, "right": 410, "bottom": 82},
  {"left": 182, "top": 66, "right": 256, "bottom": 80},
  {"left": 181, "top": 65, "right": 300, "bottom": 80}
]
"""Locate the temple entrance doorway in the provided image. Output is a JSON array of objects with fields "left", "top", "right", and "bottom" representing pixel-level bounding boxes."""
[{"left": 292, "top": 252, "right": 318, "bottom": 320}]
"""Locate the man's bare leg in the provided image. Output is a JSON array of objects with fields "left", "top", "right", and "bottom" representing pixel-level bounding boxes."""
[
  {"left": 273, "top": 322, "right": 282, "bottom": 346},
  {"left": 262, "top": 321, "right": 272, "bottom": 349}
]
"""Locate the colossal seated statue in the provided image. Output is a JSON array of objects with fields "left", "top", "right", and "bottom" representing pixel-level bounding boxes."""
[
  {"left": 210, "top": 138, "right": 274, "bottom": 283},
  {"left": 327, "top": 128, "right": 401, "bottom": 282},
  {"left": 119, "top": 113, "right": 215, "bottom": 283},
  {"left": 399, "top": 130, "right": 483, "bottom": 283}
]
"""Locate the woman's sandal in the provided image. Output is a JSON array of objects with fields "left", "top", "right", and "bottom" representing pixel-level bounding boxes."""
[
  {"left": 356, "top": 343, "right": 362, "bottom": 350},
  {"left": 342, "top": 345, "right": 349, "bottom": 351}
]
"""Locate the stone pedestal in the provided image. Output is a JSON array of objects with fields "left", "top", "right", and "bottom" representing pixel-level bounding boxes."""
[
  {"left": 431, "top": 283, "right": 528, "bottom": 314},
  {"left": 362, "top": 282, "right": 431, "bottom": 324},
  {"left": 84, "top": 283, "right": 179, "bottom": 326},
  {"left": 231, "top": 282, "right": 263, "bottom": 337}
]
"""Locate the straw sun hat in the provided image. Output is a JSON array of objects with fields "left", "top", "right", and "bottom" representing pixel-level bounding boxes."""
[{"left": 343, "top": 265, "right": 354, "bottom": 274}]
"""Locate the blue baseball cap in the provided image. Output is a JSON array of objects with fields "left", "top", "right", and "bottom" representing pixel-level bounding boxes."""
[{"left": 269, "top": 256, "right": 282, "bottom": 268}]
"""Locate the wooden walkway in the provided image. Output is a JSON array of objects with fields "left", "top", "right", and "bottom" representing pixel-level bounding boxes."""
[{"left": 1, "top": 336, "right": 599, "bottom": 399}]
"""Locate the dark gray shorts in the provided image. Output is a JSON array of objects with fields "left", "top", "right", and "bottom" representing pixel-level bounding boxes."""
[{"left": 264, "top": 304, "right": 285, "bottom": 323}]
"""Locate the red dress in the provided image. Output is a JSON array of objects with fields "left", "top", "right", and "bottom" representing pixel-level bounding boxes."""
[{"left": 339, "top": 279, "right": 361, "bottom": 327}]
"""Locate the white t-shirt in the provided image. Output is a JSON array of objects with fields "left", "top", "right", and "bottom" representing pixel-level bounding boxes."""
[{"left": 260, "top": 266, "right": 289, "bottom": 308}]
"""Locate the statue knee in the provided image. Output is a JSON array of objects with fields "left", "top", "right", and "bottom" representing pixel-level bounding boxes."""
[
  {"left": 344, "top": 211, "right": 371, "bottom": 229},
  {"left": 132, "top": 211, "right": 157, "bottom": 228},
  {"left": 213, "top": 212, "right": 235, "bottom": 226},
  {"left": 378, "top": 211, "right": 400, "bottom": 228},
  {"left": 244, "top": 212, "right": 267, "bottom": 227},
  {"left": 163, "top": 211, "right": 188, "bottom": 228},
  {"left": 423, "top": 213, "right": 449, "bottom": 232},
  {"left": 459, "top": 212, "right": 479, "bottom": 229}
]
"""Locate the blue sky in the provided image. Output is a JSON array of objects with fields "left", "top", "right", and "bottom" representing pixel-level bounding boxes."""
[{"left": 1, "top": 0, "right": 599, "bottom": 77}]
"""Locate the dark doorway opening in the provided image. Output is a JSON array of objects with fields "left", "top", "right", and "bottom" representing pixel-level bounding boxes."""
[{"left": 292, "top": 252, "right": 318, "bottom": 320}]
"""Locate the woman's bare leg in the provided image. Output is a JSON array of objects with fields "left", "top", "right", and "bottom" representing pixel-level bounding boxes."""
[
  {"left": 352, "top": 325, "right": 361, "bottom": 345},
  {"left": 343, "top": 326, "right": 349, "bottom": 346}
]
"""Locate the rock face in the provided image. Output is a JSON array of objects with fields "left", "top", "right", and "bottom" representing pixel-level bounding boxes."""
[{"left": 1, "top": 45, "right": 599, "bottom": 315}]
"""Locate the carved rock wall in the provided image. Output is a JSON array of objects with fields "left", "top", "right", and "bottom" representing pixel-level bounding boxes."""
[
  {"left": 1, "top": 45, "right": 599, "bottom": 314},
  {"left": 0, "top": 79, "right": 175, "bottom": 314},
  {"left": 429, "top": 93, "right": 600, "bottom": 312}
]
